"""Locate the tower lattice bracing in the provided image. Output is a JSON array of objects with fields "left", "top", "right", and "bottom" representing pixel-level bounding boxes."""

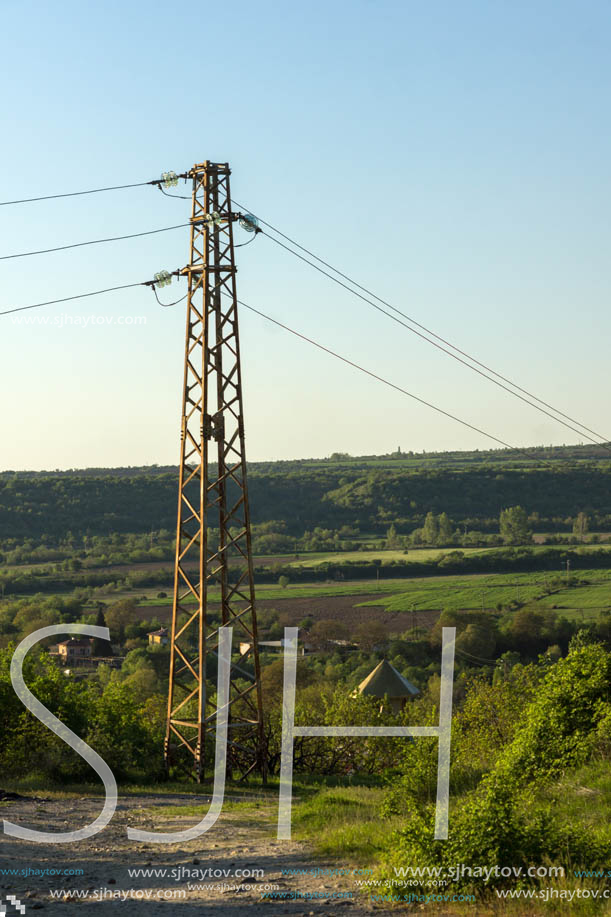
[{"left": 165, "top": 161, "right": 264, "bottom": 782}]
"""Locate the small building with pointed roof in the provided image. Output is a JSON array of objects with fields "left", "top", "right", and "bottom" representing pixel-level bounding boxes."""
[{"left": 356, "top": 659, "right": 419, "bottom": 714}]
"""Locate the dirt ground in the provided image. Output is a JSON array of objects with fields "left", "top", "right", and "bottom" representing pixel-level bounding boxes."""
[
  {"left": 139, "top": 594, "right": 439, "bottom": 636},
  {"left": 261, "top": 595, "right": 438, "bottom": 636},
  {"left": 0, "top": 792, "right": 393, "bottom": 916}
]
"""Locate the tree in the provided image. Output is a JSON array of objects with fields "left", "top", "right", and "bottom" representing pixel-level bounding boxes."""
[
  {"left": 92, "top": 606, "right": 112, "bottom": 657},
  {"left": 386, "top": 524, "right": 399, "bottom": 549},
  {"left": 499, "top": 506, "right": 531, "bottom": 545},
  {"left": 355, "top": 619, "right": 387, "bottom": 652},
  {"left": 105, "top": 598, "right": 138, "bottom": 643},
  {"left": 573, "top": 512, "right": 589, "bottom": 542},
  {"left": 456, "top": 622, "right": 496, "bottom": 660},
  {"left": 422, "top": 512, "right": 438, "bottom": 545},
  {"left": 437, "top": 512, "right": 453, "bottom": 545},
  {"left": 506, "top": 608, "right": 549, "bottom": 657},
  {"left": 309, "top": 619, "right": 349, "bottom": 648},
  {"left": 278, "top": 575, "right": 290, "bottom": 589},
  {"left": 86, "top": 681, "right": 161, "bottom": 781}
]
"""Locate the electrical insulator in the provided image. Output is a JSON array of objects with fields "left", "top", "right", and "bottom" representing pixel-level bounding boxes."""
[
  {"left": 203, "top": 211, "right": 222, "bottom": 227},
  {"left": 239, "top": 212, "right": 259, "bottom": 233},
  {"left": 161, "top": 171, "right": 179, "bottom": 188},
  {"left": 154, "top": 270, "right": 172, "bottom": 288}
]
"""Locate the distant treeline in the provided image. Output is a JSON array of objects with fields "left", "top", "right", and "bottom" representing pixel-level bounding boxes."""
[{"left": 0, "top": 461, "right": 610, "bottom": 540}]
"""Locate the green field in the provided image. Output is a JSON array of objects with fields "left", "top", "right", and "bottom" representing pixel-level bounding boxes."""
[
  {"left": 129, "top": 568, "right": 611, "bottom": 624},
  {"left": 356, "top": 568, "right": 611, "bottom": 617},
  {"left": 281, "top": 546, "right": 496, "bottom": 566},
  {"left": 258, "top": 541, "right": 611, "bottom": 569},
  {"left": 136, "top": 578, "right": 414, "bottom": 607}
]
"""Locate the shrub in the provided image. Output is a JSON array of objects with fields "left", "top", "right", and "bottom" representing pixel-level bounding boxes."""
[
  {"left": 385, "top": 774, "right": 610, "bottom": 894},
  {"left": 495, "top": 644, "right": 611, "bottom": 783}
]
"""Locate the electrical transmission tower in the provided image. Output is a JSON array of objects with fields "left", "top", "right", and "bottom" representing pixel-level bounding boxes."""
[{"left": 165, "top": 161, "right": 264, "bottom": 783}]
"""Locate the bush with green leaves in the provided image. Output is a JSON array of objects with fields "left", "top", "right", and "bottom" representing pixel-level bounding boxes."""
[
  {"left": 495, "top": 643, "right": 611, "bottom": 783},
  {"left": 0, "top": 644, "right": 165, "bottom": 783},
  {"left": 381, "top": 643, "right": 611, "bottom": 893},
  {"left": 260, "top": 682, "right": 411, "bottom": 777},
  {"left": 382, "top": 665, "right": 541, "bottom": 816},
  {"left": 385, "top": 774, "right": 609, "bottom": 894}
]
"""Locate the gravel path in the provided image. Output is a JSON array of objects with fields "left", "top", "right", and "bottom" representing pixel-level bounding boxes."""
[{"left": 0, "top": 792, "right": 387, "bottom": 916}]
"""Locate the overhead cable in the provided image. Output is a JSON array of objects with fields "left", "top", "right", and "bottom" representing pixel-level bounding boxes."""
[
  {"left": 232, "top": 294, "right": 556, "bottom": 467},
  {"left": 0, "top": 282, "right": 148, "bottom": 317},
  {"left": 0, "top": 222, "right": 190, "bottom": 261},
  {"left": 232, "top": 199, "right": 610, "bottom": 450},
  {"left": 0, "top": 180, "right": 155, "bottom": 207}
]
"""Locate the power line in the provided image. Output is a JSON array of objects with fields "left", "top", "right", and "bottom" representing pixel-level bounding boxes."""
[
  {"left": 0, "top": 274, "right": 568, "bottom": 468},
  {"left": 152, "top": 287, "right": 188, "bottom": 308},
  {"left": 0, "top": 180, "right": 156, "bottom": 207},
  {"left": 233, "top": 295, "right": 556, "bottom": 467},
  {"left": 259, "top": 229, "right": 611, "bottom": 454},
  {"left": 1, "top": 268, "right": 184, "bottom": 316},
  {"left": 454, "top": 647, "right": 498, "bottom": 666},
  {"left": 151, "top": 276, "right": 222, "bottom": 309},
  {"left": 244, "top": 200, "right": 610, "bottom": 443},
  {"left": 233, "top": 199, "right": 611, "bottom": 451},
  {"left": 156, "top": 186, "right": 191, "bottom": 201},
  {"left": 235, "top": 234, "right": 258, "bottom": 249},
  {"left": 3, "top": 178, "right": 607, "bottom": 449},
  {"left": 0, "top": 222, "right": 190, "bottom": 261},
  {"left": 6, "top": 177, "right": 605, "bottom": 451},
  {"left": 0, "top": 170, "right": 191, "bottom": 207},
  {"left": 0, "top": 281, "right": 148, "bottom": 317}
]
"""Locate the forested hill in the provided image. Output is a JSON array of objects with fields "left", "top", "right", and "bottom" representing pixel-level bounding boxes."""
[{"left": 0, "top": 447, "right": 610, "bottom": 539}]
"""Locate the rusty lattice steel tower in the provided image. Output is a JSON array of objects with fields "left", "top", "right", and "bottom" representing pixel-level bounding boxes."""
[{"left": 165, "top": 161, "right": 264, "bottom": 782}]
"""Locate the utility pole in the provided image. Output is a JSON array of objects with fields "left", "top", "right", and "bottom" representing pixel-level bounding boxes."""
[{"left": 165, "top": 161, "right": 264, "bottom": 783}]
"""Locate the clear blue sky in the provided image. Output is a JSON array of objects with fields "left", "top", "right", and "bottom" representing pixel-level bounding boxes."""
[{"left": 1, "top": 0, "right": 610, "bottom": 470}]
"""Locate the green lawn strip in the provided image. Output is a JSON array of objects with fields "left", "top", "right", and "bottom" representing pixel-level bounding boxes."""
[
  {"left": 539, "top": 761, "right": 611, "bottom": 834},
  {"left": 290, "top": 785, "right": 401, "bottom": 862},
  {"left": 0, "top": 778, "right": 279, "bottom": 799},
  {"left": 286, "top": 544, "right": 611, "bottom": 569},
  {"left": 289, "top": 774, "right": 611, "bottom": 916},
  {"left": 535, "top": 582, "right": 611, "bottom": 610},
  {"left": 356, "top": 569, "right": 611, "bottom": 614},
  {"left": 288, "top": 547, "right": 496, "bottom": 567},
  {"left": 530, "top": 543, "right": 611, "bottom": 553},
  {"left": 356, "top": 571, "right": 546, "bottom": 612},
  {"left": 144, "top": 569, "right": 611, "bottom": 608},
  {"left": 136, "top": 579, "right": 415, "bottom": 607},
  {"left": 360, "top": 582, "right": 544, "bottom": 613}
]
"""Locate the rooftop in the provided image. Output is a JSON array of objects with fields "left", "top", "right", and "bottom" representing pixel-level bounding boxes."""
[{"left": 357, "top": 659, "right": 419, "bottom": 699}]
